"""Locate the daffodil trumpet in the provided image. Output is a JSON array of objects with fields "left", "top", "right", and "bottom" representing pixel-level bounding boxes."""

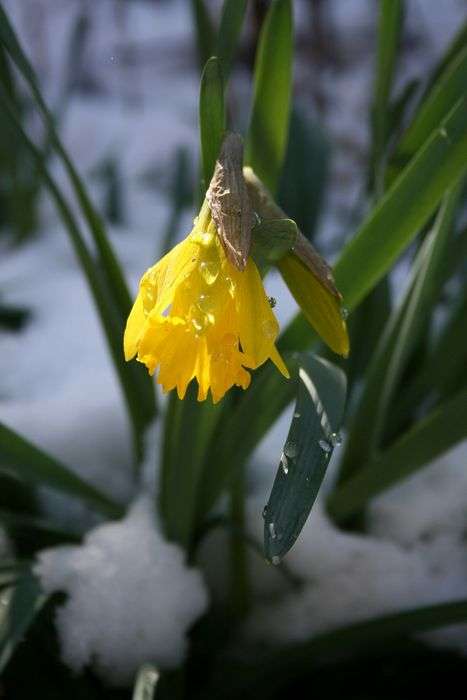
[{"left": 124, "top": 133, "right": 349, "bottom": 404}]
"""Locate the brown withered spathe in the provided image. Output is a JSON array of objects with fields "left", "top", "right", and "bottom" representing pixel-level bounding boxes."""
[
  {"left": 207, "top": 132, "right": 254, "bottom": 271},
  {"left": 243, "top": 166, "right": 341, "bottom": 300}
]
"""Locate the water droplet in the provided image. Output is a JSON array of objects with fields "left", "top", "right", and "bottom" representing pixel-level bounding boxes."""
[
  {"left": 284, "top": 441, "right": 297, "bottom": 459},
  {"left": 330, "top": 431, "right": 342, "bottom": 446},
  {"left": 225, "top": 276, "right": 235, "bottom": 295},
  {"left": 439, "top": 127, "right": 448, "bottom": 140},
  {"left": 340, "top": 306, "right": 349, "bottom": 320},
  {"left": 199, "top": 260, "right": 219, "bottom": 285},
  {"left": 261, "top": 319, "right": 276, "bottom": 339},
  {"left": 271, "top": 555, "right": 281, "bottom": 566},
  {"left": 268, "top": 522, "right": 277, "bottom": 540},
  {"left": 319, "top": 439, "right": 332, "bottom": 453},
  {"left": 280, "top": 452, "right": 289, "bottom": 474},
  {"left": 262, "top": 505, "right": 268, "bottom": 519},
  {"left": 294, "top": 411, "right": 301, "bottom": 419},
  {"left": 191, "top": 318, "right": 203, "bottom": 332},
  {"left": 268, "top": 296, "right": 277, "bottom": 308}
]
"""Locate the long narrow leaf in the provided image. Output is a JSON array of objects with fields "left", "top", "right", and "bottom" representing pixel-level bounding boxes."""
[
  {"left": 0, "top": 90, "right": 153, "bottom": 460},
  {"left": 338, "top": 184, "right": 462, "bottom": 483},
  {"left": 389, "top": 44, "right": 467, "bottom": 176},
  {"left": 264, "top": 355, "right": 346, "bottom": 562},
  {"left": 327, "top": 387, "right": 467, "bottom": 522},
  {"left": 216, "top": 0, "right": 248, "bottom": 79},
  {"left": 199, "top": 56, "right": 225, "bottom": 191},
  {"left": 371, "top": 0, "right": 403, "bottom": 185},
  {"left": 159, "top": 386, "right": 221, "bottom": 547},
  {"left": 210, "top": 600, "right": 467, "bottom": 699},
  {"left": 0, "top": 422, "right": 123, "bottom": 519},
  {"left": 245, "top": 0, "right": 293, "bottom": 194},
  {"left": 280, "top": 96, "right": 467, "bottom": 351},
  {"left": 0, "top": 573, "right": 48, "bottom": 672},
  {"left": 0, "top": 6, "right": 135, "bottom": 326}
]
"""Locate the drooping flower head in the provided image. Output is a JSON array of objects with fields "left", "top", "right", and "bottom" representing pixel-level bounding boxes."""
[{"left": 124, "top": 200, "right": 288, "bottom": 404}]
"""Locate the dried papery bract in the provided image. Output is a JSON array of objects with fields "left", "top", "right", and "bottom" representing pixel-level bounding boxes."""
[
  {"left": 207, "top": 132, "right": 254, "bottom": 270},
  {"left": 243, "top": 166, "right": 340, "bottom": 298}
]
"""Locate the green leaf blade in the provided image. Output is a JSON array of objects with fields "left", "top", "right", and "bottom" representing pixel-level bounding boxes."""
[
  {"left": 264, "top": 355, "right": 346, "bottom": 562},
  {"left": 246, "top": 0, "right": 293, "bottom": 194},
  {"left": 199, "top": 56, "right": 225, "bottom": 191}
]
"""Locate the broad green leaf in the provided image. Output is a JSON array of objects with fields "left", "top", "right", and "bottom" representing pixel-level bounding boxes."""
[
  {"left": 0, "top": 90, "right": 153, "bottom": 461},
  {"left": 190, "top": 0, "right": 216, "bottom": 71},
  {"left": 338, "top": 184, "right": 462, "bottom": 483},
  {"left": 132, "top": 664, "right": 160, "bottom": 700},
  {"left": 389, "top": 44, "right": 467, "bottom": 177},
  {"left": 216, "top": 0, "right": 248, "bottom": 78},
  {"left": 199, "top": 56, "right": 225, "bottom": 191},
  {"left": 371, "top": 0, "right": 403, "bottom": 186},
  {"left": 327, "top": 387, "right": 467, "bottom": 523},
  {"left": 0, "top": 573, "right": 48, "bottom": 672},
  {"left": 264, "top": 355, "right": 346, "bottom": 562},
  {"left": 246, "top": 0, "right": 293, "bottom": 194},
  {"left": 0, "top": 422, "right": 123, "bottom": 519},
  {"left": 159, "top": 386, "right": 222, "bottom": 547},
  {"left": 280, "top": 96, "right": 467, "bottom": 351}
]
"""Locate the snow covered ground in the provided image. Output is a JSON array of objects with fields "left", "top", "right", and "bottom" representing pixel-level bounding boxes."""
[{"left": 1, "top": 0, "right": 466, "bottom": 686}]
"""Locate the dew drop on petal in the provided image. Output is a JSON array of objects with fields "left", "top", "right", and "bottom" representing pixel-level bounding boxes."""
[
  {"left": 262, "top": 505, "right": 268, "bottom": 519},
  {"left": 199, "top": 261, "right": 219, "bottom": 285},
  {"left": 340, "top": 306, "right": 349, "bottom": 320},
  {"left": 294, "top": 411, "right": 301, "bottom": 419},
  {"left": 268, "top": 522, "right": 277, "bottom": 540},
  {"left": 271, "top": 555, "right": 281, "bottom": 566},
  {"left": 284, "top": 441, "right": 297, "bottom": 459}
]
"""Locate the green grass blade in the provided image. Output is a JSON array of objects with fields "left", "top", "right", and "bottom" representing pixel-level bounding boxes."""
[
  {"left": 0, "top": 89, "right": 153, "bottom": 460},
  {"left": 216, "top": 0, "right": 248, "bottom": 79},
  {"left": 159, "top": 386, "right": 222, "bottom": 548},
  {"left": 199, "top": 56, "right": 225, "bottom": 192},
  {"left": 190, "top": 0, "right": 216, "bottom": 71},
  {"left": 0, "top": 573, "right": 48, "bottom": 672},
  {"left": 338, "top": 184, "right": 462, "bottom": 483},
  {"left": 132, "top": 664, "right": 160, "bottom": 700},
  {"left": 278, "top": 109, "right": 330, "bottom": 241},
  {"left": 389, "top": 44, "right": 467, "bottom": 177},
  {"left": 429, "top": 20, "right": 467, "bottom": 86},
  {"left": 0, "top": 5, "right": 135, "bottom": 326},
  {"left": 245, "top": 0, "right": 293, "bottom": 194},
  {"left": 211, "top": 600, "right": 467, "bottom": 699},
  {"left": 327, "top": 387, "right": 467, "bottom": 522},
  {"left": 280, "top": 95, "right": 467, "bottom": 351},
  {"left": 0, "top": 422, "right": 123, "bottom": 519},
  {"left": 371, "top": 0, "right": 403, "bottom": 185},
  {"left": 197, "top": 359, "right": 299, "bottom": 520},
  {"left": 264, "top": 355, "right": 346, "bottom": 562}
]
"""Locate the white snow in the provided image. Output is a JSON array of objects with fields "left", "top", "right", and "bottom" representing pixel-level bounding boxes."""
[{"left": 34, "top": 496, "right": 209, "bottom": 686}]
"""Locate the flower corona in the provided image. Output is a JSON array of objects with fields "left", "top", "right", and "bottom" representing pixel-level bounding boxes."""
[{"left": 124, "top": 201, "right": 289, "bottom": 403}]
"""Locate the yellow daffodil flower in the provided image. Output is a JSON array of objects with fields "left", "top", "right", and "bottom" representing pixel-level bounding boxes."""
[{"left": 124, "top": 201, "right": 289, "bottom": 403}]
